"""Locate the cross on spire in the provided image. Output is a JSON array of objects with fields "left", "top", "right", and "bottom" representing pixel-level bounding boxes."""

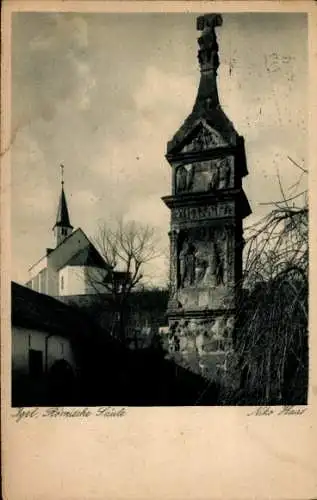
[{"left": 60, "top": 163, "right": 65, "bottom": 186}]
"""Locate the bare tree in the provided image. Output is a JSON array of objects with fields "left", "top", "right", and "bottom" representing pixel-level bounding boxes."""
[
  {"left": 88, "top": 218, "right": 162, "bottom": 342},
  {"left": 234, "top": 158, "right": 308, "bottom": 404}
]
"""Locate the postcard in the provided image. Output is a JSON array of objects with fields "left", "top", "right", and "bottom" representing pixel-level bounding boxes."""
[{"left": 1, "top": 1, "right": 317, "bottom": 499}]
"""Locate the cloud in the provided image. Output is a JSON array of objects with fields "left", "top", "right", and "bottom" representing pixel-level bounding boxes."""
[
  {"left": 84, "top": 65, "right": 195, "bottom": 231},
  {"left": 134, "top": 65, "right": 196, "bottom": 119},
  {"left": 12, "top": 13, "right": 95, "bottom": 128}
]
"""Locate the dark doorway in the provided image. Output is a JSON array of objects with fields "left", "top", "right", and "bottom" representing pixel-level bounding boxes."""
[
  {"left": 28, "top": 349, "right": 43, "bottom": 378},
  {"left": 48, "top": 359, "right": 76, "bottom": 405}
]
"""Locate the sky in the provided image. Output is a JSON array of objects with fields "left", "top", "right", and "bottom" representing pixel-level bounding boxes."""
[{"left": 11, "top": 12, "right": 307, "bottom": 287}]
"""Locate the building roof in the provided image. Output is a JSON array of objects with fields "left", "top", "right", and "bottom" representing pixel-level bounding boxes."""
[
  {"left": 53, "top": 186, "right": 73, "bottom": 229},
  {"left": 28, "top": 228, "right": 112, "bottom": 273},
  {"left": 12, "top": 281, "right": 94, "bottom": 339},
  {"left": 64, "top": 243, "right": 109, "bottom": 269}
]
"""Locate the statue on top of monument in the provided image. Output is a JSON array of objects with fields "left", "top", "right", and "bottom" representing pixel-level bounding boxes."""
[
  {"left": 196, "top": 13, "right": 223, "bottom": 33},
  {"left": 196, "top": 14, "right": 223, "bottom": 71}
]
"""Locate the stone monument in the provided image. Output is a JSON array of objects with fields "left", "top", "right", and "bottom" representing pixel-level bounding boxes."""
[{"left": 162, "top": 14, "right": 251, "bottom": 382}]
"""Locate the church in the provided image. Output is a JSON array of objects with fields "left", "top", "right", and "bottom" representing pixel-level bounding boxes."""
[{"left": 26, "top": 169, "right": 111, "bottom": 298}]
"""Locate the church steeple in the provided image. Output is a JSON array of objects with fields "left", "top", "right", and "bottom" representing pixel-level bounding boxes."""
[{"left": 53, "top": 164, "right": 73, "bottom": 247}]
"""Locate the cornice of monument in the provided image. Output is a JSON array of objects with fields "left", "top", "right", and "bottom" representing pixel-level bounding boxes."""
[
  {"left": 167, "top": 14, "right": 239, "bottom": 156},
  {"left": 162, "top": 188, "right": 251, "bottom": 220}
]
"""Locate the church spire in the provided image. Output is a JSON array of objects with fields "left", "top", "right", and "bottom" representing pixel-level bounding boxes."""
[{"left": 53, "top": 164, "right": 73, "bottom": 247}]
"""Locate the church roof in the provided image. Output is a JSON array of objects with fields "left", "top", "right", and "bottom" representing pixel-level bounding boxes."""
[
  {"left": 54, "top": 186, "right": 73, "bottom": 229},
  {"left": 64, "top": 243, "right": 110, "bottom": 269},
  {"left": 29, "top": 228, "right": 112, "bottom": 273}
]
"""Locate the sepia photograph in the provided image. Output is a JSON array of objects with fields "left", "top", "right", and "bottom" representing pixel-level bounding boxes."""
[{"left": 10, "top": 10, "right": 308, "bottom": 408}]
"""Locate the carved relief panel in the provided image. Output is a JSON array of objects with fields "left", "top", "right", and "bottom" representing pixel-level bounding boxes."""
[
  {"left": 180, "top": 125, "right": 227, "bottom": 154},
  {"left": 174, "top": 156, "right": 234, "bottom": 195},
  {"left": 176, "top": 226, "right": 232, "bottom": 290}
]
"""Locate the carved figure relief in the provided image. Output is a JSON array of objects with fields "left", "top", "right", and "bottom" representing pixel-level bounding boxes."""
[
  {"left": 193, "top": 127, "right": 211, "bottom": 150},
  {"left": 177, "top": 229, "right": 227, "bottom": 289},
  {"left": 195, "top": 247, "right": 209, "bottom": 284},
  {"left": 214, "top": 243, "right": 224, "bottom": 285},
  {"left": 207, "top": 157, "right": 232, "bottom": 190},
  {"left": 176, "top": 165, "right": 187, "bottom": 192},
  {"left": 215, "top": 228, "right": 227, "bottom": 285},
  {"left": 181, "top": 125, "right": 227, "bottom": 154},
  {"left": 175, "top": 165, "right": 195, "bottom": 193},
  {"left": 202, "top": 241, "right": 217, "bottom": 286},
  {"left": 179, "top": 240, "right": 196, "bottom": 288},
  {"left": 207, "top": 162, "right": 219, "bottom": 190},
  {"left": 218, "top": 226, "right": 231, "bottom": 284},
  {"left": 175, "top": 157, "right": 232, "bottom": 195},
  {"left": 218, "top": 157, "right": 232, "bottom": 189}
]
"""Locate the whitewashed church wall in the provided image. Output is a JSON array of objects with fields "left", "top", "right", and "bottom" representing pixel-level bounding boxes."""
[
  {"left": 59, "top": 266, "right": 87, "bottom": 295},
  {"left": 28, "top": 256, "right": 48, "bottom": 291},
  {"left": 28, "top": 255, "right": 48, "bottom": 279},
  {"left": 46, "top": 265, "right": 59, "bottom": 296},
  {"left": 27, "top": 259, "right": 59, "bottom": 296},
  {"left": 58, "top": 267, "right": 69, "bottom": 295}
]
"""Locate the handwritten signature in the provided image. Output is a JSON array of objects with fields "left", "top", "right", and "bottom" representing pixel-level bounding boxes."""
[{"left": 247, "top": 405, "right": 307, "bottom": 416}]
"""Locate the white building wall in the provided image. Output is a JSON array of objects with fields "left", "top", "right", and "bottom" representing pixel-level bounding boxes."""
[
  {"left": 26, "top": 230, "right": 109, "bottom": 297},
  {"left": 59, "top": 266, "right": 86, "bottom": 295},
  {"left": 58, "top": 266, "right": 108, "bottom": 295},
  {"left": 47, "top": 265, "right": 59, "bottom": 296},
  {"left": 28, "top": 256, "right": 48, "bottom": 280},
  {"left": 27, "top": 256, "right": 60, "bottom": 296},
  {"left": 28, "top": 256, "right": 48, "bottom": 293},
  {"left": 12, "top": 325, "right": 76, "bottom": 375}
]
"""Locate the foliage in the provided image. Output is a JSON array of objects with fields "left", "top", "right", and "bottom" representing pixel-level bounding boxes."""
[{"left": 235, "top": 159, "right": 308, "bottom": 404}]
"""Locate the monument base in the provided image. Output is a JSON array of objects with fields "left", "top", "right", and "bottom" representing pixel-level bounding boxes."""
[{"left": 165, "top": 313, "right": 238, "bottom": 385}]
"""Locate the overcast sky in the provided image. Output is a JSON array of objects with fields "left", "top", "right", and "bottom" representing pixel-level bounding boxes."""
[{"left": 11, "top": 12, "right": 307, "bottom": 287}]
